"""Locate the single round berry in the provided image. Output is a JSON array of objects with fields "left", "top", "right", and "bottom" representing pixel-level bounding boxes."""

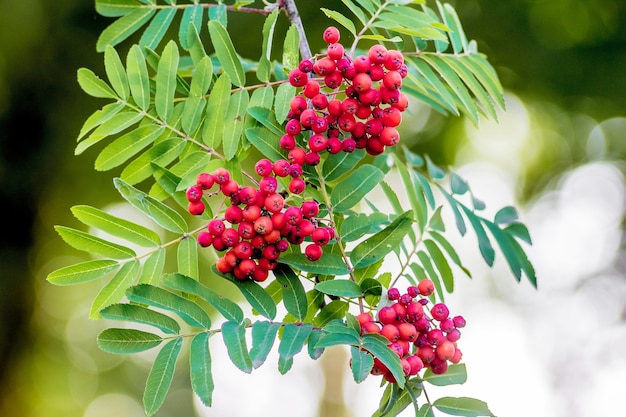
[
  {"left": 323, "top": 26, "right": 340, "bottom": 44},
  {"left": 431, "top": 303, "right": 450, "bottom": 321},
  {"left": 197, "top": 231, "right": 213, "bottom": 247},
  {"left": 418, "top": 279, "right": 435, "bottom": 296},
  {"left": 387, "top": 288, "right": 401, "bottom": 301},
  {"left": 188, "top": 200, "right": 205, "bottom": 216},
  {"left": 305, "top": 243, "right": 323, "bottom": 261},
  {"left": 196, "top": 173, "right": 215, "bottom": 190}
]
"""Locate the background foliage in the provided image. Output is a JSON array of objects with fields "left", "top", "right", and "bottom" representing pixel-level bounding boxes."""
[{"left": 0, "top": 1, "right": 625, "bottom": 416}]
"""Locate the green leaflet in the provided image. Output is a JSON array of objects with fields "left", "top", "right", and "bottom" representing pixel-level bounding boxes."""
[
  {"left": 249, "top": 320, "right": 281, "bottom": 369},
  {"left": 54, "top": 226, "right": 136, "bottom": 259},
  {"left": 96, "top": 0, "right": 147, "bottom": 18},
  {"left": 277, "top": 323, "right": 312, "bottom": 374},
  {"left": 330, "top": 164, "right": 384, "bottom": 212},
  {"left": 95, "top": 124, "right": 165, "bottom": 171},
  {"left": 114, "top": 177, "right": 188, "bottom": 234},
  {"left": 320, "top": 8, "right": 356, "bottom": 35},
  {"left": 139, "top": 7, "right": 177, "bottom": 51},
  {"left": 350, "top": 346, "right": 374, "bottom": 383},
  {"left": 76, "top": 111, "right": 143, "bottom": 155},
  {"left": 361, "top": 333, "right": 405, "bottom": 389},
  {"left": 424, "top": 239, "right": 454, "bottom": 293},
  {"left": 221, "top": 321, "right": 253, "bottom": 373},
  {"left": 208, "top": 20, "right": 245, "bottom": 87},
  {"left": 274, "top": 82, "right": 296, "bottom": 124},
  {"left": 282, "top": 24, "right": 300, "bottom": 71},
  {"left": 315, "top": 279, "right": 363, "bottom": 298},
  {"left": 126, "top": 284, "right": 212, "bottom": 329},
  {"left": 71, "top": 205, "right": 160, "bottom": 247},
  {"left": 257, "top": 9, "right": 279, "bottom": 82},
  {"left": 100, "top": 303, "right": 181, "bottom": 334},
  {"left": 350, "top": 210, "right": 414, "bottom": 268},
  {"left": 47, "top": 259, "right": 120, "bottom": 286},
  {"left": 213, "top": 266, "right": 277, "bottom": 320},
  {"left": 97, "top": 8, "right": 156, "bottom": 52},
  {"left": 202, "top": 72, "right": 231, "bottom": 149},
  {"left": 162, "top": 273, "right": 244, "bottom": 324},
  {"left": 339, "top": 212, "right": 391, "bottom": 242},
  {"left": 177, "top": 235, "right": 198, "bottom": 280},
  {"left": 126, "top": 45, "right": 150, "bottom": 111},
  {"left": 247, "top": 106, "right": 283, "bottom": 136},
  {"left": 104, "top": 45, "right": 129, "bottom": 100},
  {"left": 423, "top": 364, "right": 467, "bottom": 386},
  {"left": 223, "top": 90, "right": 249, "bottom": 160},
  {"left": 273, "top": 264, "right": 308, "bottom": 321},
  {"left": 90, "top": 260, "right": 140, "bottom": 319},
  {"left": 155, "top": 40, "right": 179, "bottom": 122},
  {"left": 97, "top": 328, "right": 163, "bottom": 354},
  {"left": 121, "top": 138, "right": 186, "bottom": 185},
  {"left": 245, "top": 126, "right": 287, "bottom": 162},
  {"left": 433, "top": 396, "right": 495, "bottom": 417},
  {"left": 77, "top": 102, "right": 125, "bottom": 141},
  {"left": 144, "top": 337, "right": 183, "bottom": 416},
  {"left": 179, "top": 4, "right": 204, "bottom": 50},
  {"left": 279, "top": 253, "right": 350, "bottom": 276},
  {"left": 77, "top": 68, "right": 118, "bottom": 99},
  {"left": 190, "top": 332, "right": 214, "bottom": 407},
  {"left": 138, "top": 248, "right": 166, "bottom": 286},
  {"left": 322, "top": 149, "right": 366, "bottom": 182}
]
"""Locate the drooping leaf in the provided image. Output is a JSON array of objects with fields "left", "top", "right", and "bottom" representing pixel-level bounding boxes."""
[
  {"left": 100, "top": 303, "right": 180, "bottom": 334},
  {"left": 144, "top": 337, "right": 183, "bottom": 416},
  {"left": 54, "top": 226, "right": 136, "bottom": 259},
  {"left": 494, "top": 206, "right": 519, "bottom": 225},
  {"left": 47, "top": 259, "right": 120, "bottom": 286},
  {"left": 350, "top": 347, "right": 374, "bottom": 383},
  {"left": 460, "top": 205, "right": 495, "bottom": 266},
  {"left": 97, "top": 328, "right": 162, "bottom": 354},
  {"left": 208, "top": 20, "right": 245, "bottom": 87},
  {"left": 361, "top": 333, "right": 405, "bottom": 388},
  {"left": 90, "top": 260, "right": 140, "bottom": 319},
  {"left": 350, "top": 210, "right": 414, "bottom": 268},
  {"left": 320, "top": 8, "right": 356, "bottom": 35},
  {"left": 190, "top": 332, "right": 214, "bottom": 407},
  {"left": 162, "top": 273, "right": 244, "bottom": 323},
  {"left": 330, "top": 164, "right": 384, "bottom": 212},
  {"left": 213, "top": 266, "right": 277, "bottom": 320},
  {"left": 221, "top": 321, "right": 253, "bottom": 373},
  {"left": 428, "top": 230, "right": 472, "bottom": 278},
  {"left": 126, "top": 284, "right": 212, "bottom": 329},
  {"left": 249, "top": 320, "right": 281, "bottom": 369},
  {"left": 424, "top": 239, "right": 454, "bottom": 293}
]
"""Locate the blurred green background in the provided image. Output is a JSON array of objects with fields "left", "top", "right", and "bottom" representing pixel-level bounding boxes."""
[{"left": 1, "top": 1, "right": 625, "bottom": 416}]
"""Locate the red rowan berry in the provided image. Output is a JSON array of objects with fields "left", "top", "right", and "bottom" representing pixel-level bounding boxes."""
[
  {"left": 188, "top": 200, "right": 205, "bottom": 216},
  {"left": 213, "top": 168, "right": 230, "bottom": 184},
  {"left": 224, "top": 205, "right": 244, "bottom": 224},
  {"left": 304, "top": 151, "right": 320, "bottom": 166},
  {"left": 305, "top": 243, "right": 323, "bottom": 261},
  {"left": 431, "top": 303, "right": 450, "bottom": 321},
  {"left": 384, "top": 49, "right": 404, "bottom": 71},
  {"left": 387, "top": 288, "right": 401, "bottom": 300},
  {"left": 288, "top": 68, "right": 308, "bottom": 87},
  {"left": 311, "top": 227, "right": 331, "bottom": 246},
  {"left": 242, "top": 205, "right": 261, "bottom": 222},
  {"left": 186, "top": 185, "right": 203, "bottom": 203},
  {"left": 381, "top": 324, "right": 400, "bottom": 342},
  {"left": 298, "top": 59, "right": 314, "bottom": 73},
  {"left": 253, "top": 216, "right": 274, "bottom": 235},
  {"left": 208, "top": 219, "right": 225, "bottom": 236},
  {"left": 196, "top": 173, "right": 215, "bottom": 190},
  {"left": 327, "top": 42, "right": 344, "bottom": 60},
  {"left": 353, "top": 55, "right": 371, "bottom": 73},
  {"left": 323, "top": 26, "right": 340, "bottom": 44},
  {"left": 323, "top": 71, "right": 343, "bottom": 89},
  {"left": 197, "top": 231, "right": 213, "bottom": 247},
  {"left": 308, "top": 134, "right": 328, "bottom": 153},
  {"left": 303, "top": 80, "right": 320, "bottom": 98},
  {"left": 313, "top": 57, "right": 336, "bottom": 76},
  {"left": 418, "top": 279, "right": 435, "bottom": 296},
  {"left": 273, "top": 159, "right": 292, "bottom": 177}
]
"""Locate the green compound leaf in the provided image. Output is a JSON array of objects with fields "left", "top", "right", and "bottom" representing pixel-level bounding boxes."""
[
  {"left": 100, "top": 303, "right": 180, "bottom": 334},
  {"left": 77, "top": 68, "right": 118, "bottom": 99},
  {"left": 208, "top": 20, "right": 245, "bottom": 87},
  {"left": 350, "top": 346, "right": 374, "bottom": 383},
  {"left": 423, "top": 364, "right": 468, "bottom": 386},
  {"left": 90, "top": 260, "right": 140, "bottom": 319},
  {"left": 127, "top": 284, "right": 212, "bottom": 329},
  {"left": 54, "top": 226, "right": 136, "bottom": 259},
  {"left": 144, "top": 337, "right": 183, "bottom": 416},
  {"left": 190, "top": 332, "right": 214, "bottom": 407},
  {"left": 221, "top": 321, "right": 253, "bottom": 374},
  {"left": 273, "top": 264, "right": 308, "bottom": 321},
  {"left": 97, "top": 328, "right": 163, "bottom": 354},
  {"left": 277, "top": 323, "right": 312, "bottom": 373},
  {"left": 114, "top": 177, "right": 188, "bottom": 234},
  {"left": 433, "top": 397, "right": 495, "bottom": 417},
  {"left": 155, "top": 40, "right": 179, "bottom": 122},
  {"left": 330, "top": 164, "right": 384, "bottom": 212},
  {"left": 97, "top": 7, "right": 156, "bottom": 52},
  {"left": 279, "top": 253, "right": 350, "bottom": 276},
  {"left": 315, "top": 279, "right": 363, "bottom": 298},
  {"left": 47, "top": 259, "right": 120, "bottom": 286},
  {"left": 162, "top": 273, "right": 244, "bottom": 324},
  {"left": 350, "top": 210, "right": 414, "bottom": 268},
  {"left": 249, "top": 320, "right": 281, "bottom": 369}
]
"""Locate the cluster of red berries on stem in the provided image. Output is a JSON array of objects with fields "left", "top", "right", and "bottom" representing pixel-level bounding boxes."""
[
  {"left": 285, "top": 26, "right": 409, "bottom": 165},
  {"left": 185, "top": 165, "right": 334, "bottom": 281},
  {"left": 356, "top": 279, "right": 466, "bottom": 381}
]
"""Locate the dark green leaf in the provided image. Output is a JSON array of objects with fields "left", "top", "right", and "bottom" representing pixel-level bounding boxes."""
[
  {"left": 47, "top": 259, "right": 120, "bottom": 286},
  {"left": 350, "top": 346, "right": 374, "bottom": 383},
  {"left": 494, "top": 206, "right": 519, "bottom": 225},
  {"left": 213, "top": 266, "right": 277, "bottom": 320},
  {"left": 423, "top": 364, "right": 467, "bottom": 386},
  {"left": 245, "top": 127, "right": 286, "bottom": 161},
  {"left": 504, "top": 222, "right": 532, "bottom": 245},
  {"left": 450, "top": 171, "right": 469, "bottom": 195},
  {"left": 460, "top": 205, "right": 495, "bottom": 266},
  {"left": 278, "top": 323, "right": 312, "bottom": 365},
  {"left": 221, "top": 321, "right": 253, "bottom": 373},
  {"left": 97, "top": 328, "right": 162, "bottom": 354},
  {"left": 428, "top": 231, "right": 471, "bottom": 278},
  {"left": 127, "top": 284, "right": 212, "bottom": 329},
  {"left": 249, "top": 320, "right": 281, "bottom": 369},
  {"left": 314, "top": 331, "right": 360, "bottom": 348},
  {"left": 273, "top": 264, "right": 308, "bottom": 321},
  {"left": 144, "top": 337, "right": 182, "bottom": 416},
  {"left": 100, "top": 303, "right": 180, "bottom": 334},
  {"left": 307, "top": 329, "right": 325, "bottom": 359},
  {"left": 315, "top": 279, "right": 363, "bottom": 298},
  {"left": 361, "top": 334, "right": 405, "bottom": 388},
  {"left": 190, "top": 332, "right": 213, "bottom": 407},
  {"left": 330, "top": 164, "right": 384, "bottom": 212},
  {"left": 350, "top": 210, "right": 414, "bottom": 268},
  {"left": 424, "top": 239, "right": 454, "bottom": 293}
]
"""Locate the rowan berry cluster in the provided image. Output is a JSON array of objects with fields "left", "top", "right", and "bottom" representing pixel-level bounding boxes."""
[
  {"left": 356, "top": 279, "right": 465, "bottom": 381},
  {"left": 185, "top": 165, "right": 333, "bottom": 281},
  {"left": 285, "top": 26, "right": 409, "bottom": 167}
]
